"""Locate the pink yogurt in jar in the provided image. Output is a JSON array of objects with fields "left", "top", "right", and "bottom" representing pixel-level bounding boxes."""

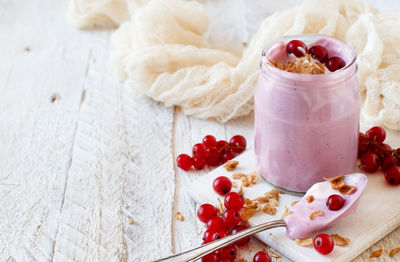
[{"left": 254, "top": 34, "right": 360, "bottom": 193}]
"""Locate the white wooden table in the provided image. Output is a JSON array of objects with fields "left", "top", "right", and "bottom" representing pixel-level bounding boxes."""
[{"left": 1, "top": 0, "right": 400, "bottom": 261}]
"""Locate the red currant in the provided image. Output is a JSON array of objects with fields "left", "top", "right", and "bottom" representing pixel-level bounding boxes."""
[
  {"left": 211, "top": 230, "right": 227, "bottom": 241},
  {"left": 313, "top": 234, "right": 334, "bottom": 255},
  {"left": 229, "top": 135, "right": 247, "bottom": 154},
  {"left": 201, "top": 252, "right": 219, "bottom": 262},
  {"left": 360, "top": 151, "right": 379, "bottom": 173},
  {"left": 218, "top": 246, "right": 237, "bottom": 260},
  {"left": 176, "top": 154, "right": 193, "bottom": 171},
  {"left": 286, "top": 40, "right": 307, "bottom": 57},
  {"left": 381, "top": 155, "right": 397, "bottom": 171},
  {"left": 377, "top": 143, "right": 392, "bottom": 159},
  {"left": 203, "top": 228, "right": 215, "bottom": 243},
  {"left": 213, "top": 176, "right": 232, "bottom": 196},
  {"left": 197, "top": 203, "right": 220, "bottom": 223},
  {"left": 207, "top": 216, "right": 225, "bottom": 231},
  {"left": 224, "top": 192, "right": 244, "bottom": 210},
  {"left": 366, "top": 126, "right": 386, "bottom": 143},
  {"left": 193, "top": 143, "right": 207, "bottom": 159},
  {"left": 253, "top": 251, "right": 271, "bottom": 262},
  {"left": 308, "top": 45, "right": 328, "bottom": 63},
  {"left": 326, "top": 194, "right": 345, "bottom": 211},
  {"left": 222, "top": 209, "right": 241, "bottom": 228},
  {"left": 231, "top": 225, "right": 250, "bottom": 247},
  {"left": 326, "top": 56, "right": 345, "bottom": 72},
  {"left": 384, "top": 166, "right": 400, "bottom": 185},
  {"left": 223, "top": 150, "right": 235, "bottom": 162},
  {"left": 219, "top": 259, "right": 232, "bottom": 262},
  {"left": 193, "top": 157, "right": 207, "bottom": 170},
  {"left": 203, "top": 135, "right": 217, "bottom": 149},
  {"left": 206, "top": 148, "right": 222, "bottom": 166},
  {"left": 358, "top": 132, "right": 369, "bottom": 158},
  {"left": 216, "top": 140, "right": 230, "bottom": 154}
]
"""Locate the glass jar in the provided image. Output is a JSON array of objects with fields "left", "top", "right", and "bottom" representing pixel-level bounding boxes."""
[{"left": 254, "top": 34, "right": 360, "bottom": 193}]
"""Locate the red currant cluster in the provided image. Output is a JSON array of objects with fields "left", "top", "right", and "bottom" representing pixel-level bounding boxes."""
[
  {"left": 286, "top": 40, "right": 345, "bottom": 72},
  {"left": 176, "top": 135, "right": 247, "bottom": 171},
  {"left": 198, "top": 176, "right": 272, "bottom": 262},
  {"left": 358, "top": 126, "right": 400, "bottom": 185}
]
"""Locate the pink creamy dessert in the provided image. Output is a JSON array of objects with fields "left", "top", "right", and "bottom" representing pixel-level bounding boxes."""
[
  {"left": 284, "top": 173, "right": 367, "bottom": 239},
  {"left": 254, "top": 34, "right": 360, "bottom": 192}
]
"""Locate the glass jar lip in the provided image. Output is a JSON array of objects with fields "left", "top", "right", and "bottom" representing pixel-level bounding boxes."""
[{"left": 261, "top": 34, "right": 357, "bottom": 84}]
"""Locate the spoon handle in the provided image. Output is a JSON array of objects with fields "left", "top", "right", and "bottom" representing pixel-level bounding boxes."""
[{"left": 153, "top": 219, "right": 286, "bottom": 262}]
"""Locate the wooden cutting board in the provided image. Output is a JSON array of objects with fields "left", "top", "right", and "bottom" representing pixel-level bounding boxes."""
[{"left": 188, "top": 139, "right": 400, "bottom": 261}]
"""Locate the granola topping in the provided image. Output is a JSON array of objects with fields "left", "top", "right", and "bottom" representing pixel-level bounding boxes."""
[
  {"left": 330, "top": 234, "right": 350, "bottom": 246},
  {"left": 390, "top": 247, "right": 400, "bottom": 257},
  {"left": 296, "top": 237, "right": 313, "bottom": 247},
  {"left": 307, "top": 195, "right": 314, "bottom": 203},
  {"left": 268, "top": 54, "right": 325, "bottom": 74},
  {"left": 369, "top": 249, "right": 383, "bottom": 258},
  {"left": 175, "top": 212, "right": 184, "bottom": 221},
  {"left": 224, "top": 160, "right": 239, "bottom": 171},
  {"left": 309, "top": 210, "right": 324, "bottom": 220}
]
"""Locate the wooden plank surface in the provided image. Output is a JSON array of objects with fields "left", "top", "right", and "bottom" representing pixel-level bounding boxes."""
[{"left": 1, "top": 0, "right": 400, "bottom": 261}]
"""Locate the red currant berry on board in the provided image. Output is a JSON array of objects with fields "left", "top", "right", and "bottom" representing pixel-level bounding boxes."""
[
  {"left": 224, "top": 192, "right": 244, "bottom": 210},
  {"left": 377, "top": 143, "right": 392, "bottom": 159},
  {"left": 213, "top": 176, "right": 232, "bottom": 196},
  {"left": 360, "top": 151, "right": 380, "bottom": 173},
  {"left": 203, "top": 228, "right": 215, "bottom": 243},
  {"left": 326, "top": 56, "right": 346, "bottom": 72},
  {"left": 211, "top": 230, "right": 227, "bottom": 241},
  {"left": 206, "top": 148, "right": 222, "bottom": 166},
  {"left": 366, "top": 126, "right": 386, "bottom": 143},
  {"left": 326, "top": 194, "right": 345, "bottom": 211},
  {"left": 216, "top": 140, "right": 230, "bottom": 154},
  {"left": 223, "top": 150, "right": 236, "bottom": 162},
  {"left": 229, "top": 135, "right": 247, "bottom": 154},
  {"left": 193, "top": 143, "right": 207, "bottom": 159},
  {"left": 218, "top": 246, "right": 237, "bottom": 260},
  {"left": 358, "top": 132, "right": 369, "bottom": 158},
  {"left": 219, "top": 259, "right": 232, "bottom": 262},
  {"left": 384, "top": 166, "right": 400, "bottom": 185},
  {"left": 313, "top": 234, "right": 334, "bottom": 255},
  {"left": 203, "top": 135, "right": 217, "bottom": 149},
  {"left": 207, "top": 216, "right": 225, "bottom": 231},
  {"left": 193, "top": 157, "right": 207, "bottom": 170},
  {"left": 176, "top": 154, "right": 193, "bottom": 171},
  {"left": 201, "top": 252, "right": 219, "bottom": 262},
  {"left": 231, "top": 225, "right": 250, "bottom": 247},
  {"left": 286, "top": 40, "right": 307, "bottom": 57},
  {"left": 222, "top": 209, "right": 241, "bottom": 228},
  {"left": 253, "top": 251, "right": 271, "bottom": 262},
  {"left": 308, "top": 45, "right": 328, "bottom": 63},
  {"left": 197, "top": 203, "right": 220, "bottom": 223},
  {"left": 381, "top": 155, "right": 397, "bottom": 171}
]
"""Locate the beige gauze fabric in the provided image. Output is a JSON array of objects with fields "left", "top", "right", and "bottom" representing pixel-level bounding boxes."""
[{"left": 68, "top": 0, "right": 400, "bottom": 129}]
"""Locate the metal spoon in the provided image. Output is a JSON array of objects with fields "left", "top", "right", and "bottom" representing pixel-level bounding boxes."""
[{"left": 153, "top": 219, "right": 286, "bottom": 262}]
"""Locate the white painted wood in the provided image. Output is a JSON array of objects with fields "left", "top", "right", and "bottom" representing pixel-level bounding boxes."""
[{"left": 2, "top": 0, "right": 400, "bottom": 261}]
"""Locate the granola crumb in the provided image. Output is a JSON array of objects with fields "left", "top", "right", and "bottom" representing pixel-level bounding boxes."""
[
  {"left": 296, "top": 237, "right": 313, "bottom": 247},
  {"left": 232, "top": 172, "right": 246, "bottom": 179},
  {"left": 390, "top": 247, "right": 400, "bottom": 257},
  {"left": 268, "top": 249, "right": 281, "bottom": 258},
  {"left": 232, "top": 181, "right": 238, "bottom": 188},
  {"left": 175, "top": 212, "right": 184, "bottom": 221},
  {"left": 281, "top": 206, "right": 293, "bottom": 219},
  {"left": 307, "top": 195, "right": 314, "bottom": 203},
  {"left": 268, "top": 55, "right": 325, "bottom": 75},
  {"left": 128, "top": 219, "right": 134, "bottom": 224},
  {"left": 369, "top": 249, "right": 382, "bottom": 258},
  {"left": 331, "top": 234, "right": 350, "bottom": 246},
  {"left": 241, "top": 176, "right": 250, "bottom": 187},
  {"left": 252, "top": 197, "right": 269, "bottom": 203},
  {"left": 309, "top": 210, "right": 324, "bottom": 220},
  {"left": 262, "top": 203, "right": 277, "bottom": 215},
  {"left": 339, "top": 185, "right": 357, "bottom": 195},
  {"left": 239, "top": 207, "right": 258, "bottom": 222},
  {"left": 264, "top": 189, "right": 283, "bottom": 201},
  {"left": 237, "top": 258, "right": 247, "bottom": 262},
  {"left": 238, "top": 186, "right": 244, "bottom": 196},
  {"left": 224, "top": 160, "right": 239, "bottom": 171},
  {"left": 291, "top": 200, "right": 299, "bottom": 206}
]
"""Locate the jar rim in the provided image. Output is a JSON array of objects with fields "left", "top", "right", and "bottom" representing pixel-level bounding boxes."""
[{"left": 260, "top": 34, "right": 357, "bottom": 86}]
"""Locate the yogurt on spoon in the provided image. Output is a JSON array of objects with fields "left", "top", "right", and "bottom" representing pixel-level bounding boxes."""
[{"left": 285, "top": 173, "right": 367, "bottom": 239}]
